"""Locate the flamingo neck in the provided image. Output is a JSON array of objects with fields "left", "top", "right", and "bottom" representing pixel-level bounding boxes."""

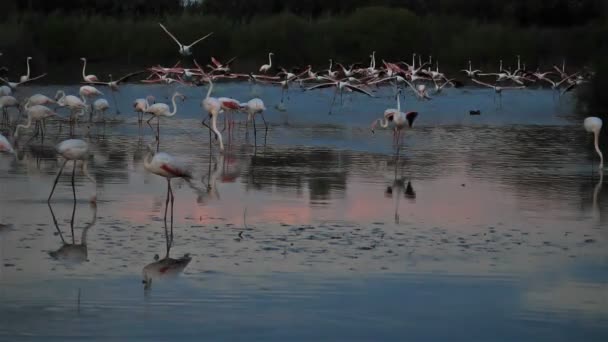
[
  {"left": 25, "top": 58, "right": 30, "bottom": 78},
  {"left": 397, "top": 95, "right": 401, "bottom": 112},
  {"left": 594, "top": 130, "right": 604, "bottom": 169},
  {"left": 210, "top": 113, "right": 224, "bottom": 151},
  {"left": 380, "top": 118, "right": 389, "bottom": 128},
  {"left": 15, "top": 113, "right": 32, "bottom": 137},
  {"left": 82, "top": 59, "right": 87, "bottom": 79},
  {"left": 168, "top": 93, "right": 179, "bottom": 116},
  {"left": 206, "top": 80, "right": 214, "bottom": 99},
  {"left": 268, "top": 53, "right": 272, "bottom": 66}
]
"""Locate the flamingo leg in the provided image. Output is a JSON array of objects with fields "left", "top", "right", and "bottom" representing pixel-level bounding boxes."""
[
  {"left": 253, "top": 115, "right": 257, "bottom": 147},
  {"left": 169, "top": 179, "right": 174, "bottom": 246},
  {"left": 328, "top": 88, "right": 338, "bottom": 115},
  {"left": 48, "top": 160, "right": 68, "bottom": 202},
  {"left": 163, "top": 178, "right": 171, "bottom": 251},
  {"left": 70, "top": 161, "right": 77, "bottom": 243},
  {"left": 261, "top": 114, "right": 268, "bottom": 131}
]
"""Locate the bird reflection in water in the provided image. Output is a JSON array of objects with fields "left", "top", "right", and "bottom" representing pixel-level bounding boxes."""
[
  {"left": 385, "top": 155, "right": 416, "bottom": 223},
  {"left": 592, "top": 169, "right": 603, "bottom": 223},
  {"left": 142, "top": 218, "right": 191, "bottom": 291},
  {"left": 47, "top": 199, "right": 97, "bottom": 263}
]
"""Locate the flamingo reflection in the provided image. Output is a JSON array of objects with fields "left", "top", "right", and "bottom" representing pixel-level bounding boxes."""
[{"left": 48, "top": 198, "right": 97, "bottom": 263}]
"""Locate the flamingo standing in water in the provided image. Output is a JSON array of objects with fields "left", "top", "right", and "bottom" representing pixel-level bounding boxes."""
[
  {"left": 19, "top": 56, "right": 32, "bottom": 83},
  {"left": 584, "top": 117, "right": 604, "bottom": 170},
  {"left": 143, "top": 145, "right": 193, "bottom": 250},
  {"left": 201, "top": 78, "right": 224, "bottom": 152},
  {"left": 259, "top": 52, "right": 274, "bottom": 73},
  {"left": 371, "top": 90, "right": 418, "bottom": 146},
  {"left": 79, "top": 85, "right": 104, "bottom": 120},
  {"left": 159, "top": 23, "right": 213, "bottom": 57},
  {"left": 240, "top": 98, "right": 268, "bottom": 143},
  {"left": 134, "top": 96, "right": 155, "bottom": 123},
  {"left": 15, "top": 103, "right": 57, "bottom": 140},
  {"left": 218, "top": 96, "right": 241, "bottom": 139},
  {"left": 48, "top": 139, "right": 97, "bottom": 203},
  {"left": 0, "top": 133, "right": 14, "bottom": 154},
  {"left": 144, "top": 92, "right": 185, "bottom": 145},
  {"left": 0, "top": 95, "right": 20, "bottom": 125},
  {"left": 92, "top": 98, "right": 110, "bottom": 122},
  {"left": 80, "top": 58, "right": 99, "bottom": 83},
  {"left": 56, "top": 90, "right": 87, "bottom": 132},
  {"left": 26, "top": 94, "right": 57, "bottom": 107}
]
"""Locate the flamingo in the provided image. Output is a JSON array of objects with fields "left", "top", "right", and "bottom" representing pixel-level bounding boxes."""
[
  {"left": 92, "top": 99, "right": 110, "bottom": 121},
  {"left": 217, "top": 96, "right": 241, "bottom": 138},
  {"left": 159, "top": 23, "right": 213, "bottom": 57},
  {"left": 240, "top": 98, "right": 267, "bottom": 143},
  {"left": 80, "top": 58, "right": 99, "bottom": 83},
  {"left": 461, "top": 60, "right": 482, "bottom": 78},
  {"left": 471, "top": 78, "right": 525, "bottom": 104},
  {"left": 79, "top": 85, "right": 103, "bottom": 120},
  {"left": 27, "top": 94, "right": 57, "bottom": 107},
  {"left": 19, "top": 56, "right": 32, "bottom": 83},
  {"left": 306, "top": 78, "right": 374, "bottom": 114},
  {"left": 56, "top": 90, "right": 88, "bottom": 128},
  {"left": 201, "top": 78, "right": 224, "bottom": 152},
  {"left": 144, "top": 92, "right": 185, "bottom": 144},
  {"left": 0, "top": 133, "right": 14, "bottom": 154},
  {"left": 85, "top": 70, "right": 144, "bottom": 90},
  {"left": 584, "top": 117, "right": 603, "bottom": 170},
  {"left": 371, "top": 90, "right": 418, "bottom": 145},
  {"left": 0, "top": 73, "right": 47, "bottom": 90},
  {"left": 0, "top": 95, "right": 20, "bottom": 125},
  {"left": 48, "top": 139, "right": 97, "bottom": 203},
  {"left": 0, "top": 86, "right": 11, "bottom": 96},
  {"left": 259, "top": 52, "right": 274, "bottom": 73},
  {"left": 15, "top": 104, "right": 57, "bottom": 140},
  {"left": 143, "top": 145, "right": 193, "bottom": 250},
  {"left": 134, "top": 95, "right": 155, "bottom": 123},
  {"left": 142, "top": 252, "right": 192, "bottom": 290},
  {"left": 403, "top": 80, "right": 432, "bottom": 100}
]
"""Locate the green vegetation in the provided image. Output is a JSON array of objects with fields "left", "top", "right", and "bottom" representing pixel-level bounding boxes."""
[{"left": 0, "top": 0, "right": 607, "bottom": 112}]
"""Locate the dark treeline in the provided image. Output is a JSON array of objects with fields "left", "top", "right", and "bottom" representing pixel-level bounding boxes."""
[
  {"left": 4, "top": 0, "right": 608, "bottom": 26},
  {"left": 1, "top": 0, "right": 608, "bottom": 113}
]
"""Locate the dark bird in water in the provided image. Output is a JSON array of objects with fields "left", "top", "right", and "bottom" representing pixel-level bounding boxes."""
[{"left": 469, "top": 110, "right": 481, "bottom": 115}]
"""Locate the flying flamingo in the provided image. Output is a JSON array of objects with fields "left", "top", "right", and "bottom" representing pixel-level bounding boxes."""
[
  {"left": 15, "top": 103, "right": 57, "bottom": 140},
  {"left": 472, "top": 78, "right": 525, "bottom": 105},
  {"left": 584, "top": 117, "right": 603, "bottom": 170},
  {"left": 306, "top": 78, "right": 374, "bottom": 114},
  {"left": 259, "top": 52, "right": 274, "bottom": 73},
  {"left": 134, "top": 95, "right": 156, "bottom": 123},
  {"left": 240, "top": 98, "right": 267, "bottom": 143},
  {"left": 80, "top": 58, "right": 99, "bottom": 83},
  {"left": 19, "top": 56, "right": 32, "bottom": 83},
  {"left": 201, "top": 78, "right": 224, "bottom": 152},
  {"left": 159, "top": 23, "right": 213, "bottom": 57},
  {"left": 461, "top": 60, "right": 482, "bottom": 78},
  {"left": 86, "top": 70, "right": 144, "bottom": 90},
  {"left": 48, "top": 139, "right": 97, "bottom": 203},
  {"left": 144, "top": 92, "right": 185, "bottom": 145},
  {"left": 371, "top": 90, "right": 418, "bottom": 146},
  {"left": 0, "top": 133, "right": 14, "bottom": 154},
  {"left": 0, "top": 73, "right": 47, "bottom": 90}
]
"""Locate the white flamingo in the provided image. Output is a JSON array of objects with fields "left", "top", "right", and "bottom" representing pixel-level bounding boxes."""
[
  {"left": 48, "top": 139, "right": 97, "bottom": 203},
  {"left": 80, "top": 58, "right": 99, "bottom": 83},
  {"left": 584, "top": 117, "right": 603, "bottom": 170},
  {"left": 201, "top": 78, "right": 223, "bottom": 152},
  {"left": 144, "top": 92, "right": 185, "bottom": 143},
  {"left": 15, "top": 103, "right": 57, "bottom": 139},
  {"left": 134, "top": 95, "right": 156, "bottom": 123},
  {"left": 19, "top": 56, "right": 32, "bottom": 83},
  {"left": 259, "top": 52, "right": 274, "bottom": 73},
  {"left": 159, "top": 23, "right": 213, "bottom": 56}
]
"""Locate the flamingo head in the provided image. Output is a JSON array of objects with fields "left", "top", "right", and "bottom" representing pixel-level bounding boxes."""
[
  {"left": 80, "top": 57, "right": 86, "bottom": 62},
  {"left": 27, "top": 56, "right": 32, "bottom": 60}
]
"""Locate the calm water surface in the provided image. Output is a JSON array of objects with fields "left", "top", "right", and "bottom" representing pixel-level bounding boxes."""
[{"left": 0, "top": 84, "right": 606, "bottom": 340}]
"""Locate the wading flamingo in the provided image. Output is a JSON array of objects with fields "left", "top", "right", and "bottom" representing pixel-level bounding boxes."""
[
  {"left": 259, "top": 52, "right": 274, "bottom": 73},
  {"left": 201, "top": 78, "right": 224, "bottom": 152},
  {"left": 81, "top": 58, "right": 99, "bottom": 83},
  {"left": 584, "top": 117, "right": 603, "bottom": 170},
  {"left": 134, "top": 96, "right": 156, "bottom": 123},
  {"left": 15, "top": 103, "right": 57, "bottom": 140},
  {"left": 240, "top": 98, "right": 267, "bottom": 143},
  {"left": 371, "top": 90, "right": 418, "bottom": 146},
  {"left": 144, "top": 92, "right": 185, "bottom": 145},
  {"left": 19, "top": 56, "right": 32, "bottom": 83},
  {"left": 48, "top": 139, "right": 97, "bottom": 203}
]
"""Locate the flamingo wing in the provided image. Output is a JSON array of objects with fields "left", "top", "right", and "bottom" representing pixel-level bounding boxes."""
[
  {"left": 344, "top": 84, "right": 374, "bottom": 97},
  {"left": 305, "top": 83, "right": 336, "bottom": 91},
  {"left": 187, "top": 32, "right": 213, "bottom": 47},
  {"left": 159, "top": 23, "right": 183, "bottom": 47}
]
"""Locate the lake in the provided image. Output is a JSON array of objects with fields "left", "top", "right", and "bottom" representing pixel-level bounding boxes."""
[{"left": 0, "top": 83, "right": 606, "bottom": 340}]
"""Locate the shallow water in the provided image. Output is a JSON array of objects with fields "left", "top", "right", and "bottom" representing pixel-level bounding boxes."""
[{"left": 1, "top": 83, "right": 607, "bottom": 340}]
